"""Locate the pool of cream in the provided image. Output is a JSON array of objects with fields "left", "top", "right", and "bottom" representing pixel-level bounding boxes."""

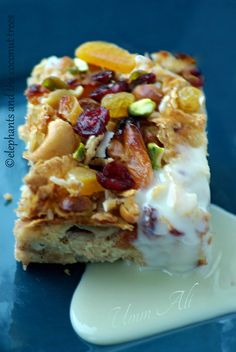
[{"left": 70, "top": 205, "right": 236, "bottom": 345}]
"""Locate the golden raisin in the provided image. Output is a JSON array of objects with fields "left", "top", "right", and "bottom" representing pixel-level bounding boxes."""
[
  {"left": 101, "top": 92, "right": 135, "bottom": 118},
  {"left": 177, "top": 86, "right": 202, "bottom": 113}
]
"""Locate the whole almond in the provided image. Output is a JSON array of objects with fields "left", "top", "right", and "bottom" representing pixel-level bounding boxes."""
[{"left": 133, "top": 84, "right": 163, "bottom": 105}]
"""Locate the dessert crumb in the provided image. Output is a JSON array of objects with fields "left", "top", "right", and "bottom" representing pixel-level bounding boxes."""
[
  {"left": 64, "top": 268, "right": 71, "bottom": 276},
  {"left": 3, "top": 193, "right": 13, "bottom": 204}
]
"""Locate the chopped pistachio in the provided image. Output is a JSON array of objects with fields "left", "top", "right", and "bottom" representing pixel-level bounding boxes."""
[
  {"left": 147, "top": 143, "right": 164, "bottom": 169},
  {"left": 128, "top": 98, "right": 156, "bottom": 117},
  {"left": 73, "top": 143, "right": 85, "bottom": 161},
  {"left": 74, "top": 58, "right": 89, "bottom": 72},
  {"left": 68, "top": 57, "right": 89, "bottom": 75},
  {"left": 129, "top": 70, "right": 147, "bottom": 81},
  {"left": 68, "top": 66, "right": 80, "bottom": 75},
  {"left": 42, "top": 76, "right": 69, "bottom": 91}
]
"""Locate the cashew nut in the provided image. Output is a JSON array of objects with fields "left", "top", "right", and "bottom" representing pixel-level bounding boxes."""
[
  {"left": 26, "top": 119, "right": 78, "bottom": 162},
  {"left": 44, "top": 87, "right": 84, "bottom": 108},
  {"left": 119, "top": 197, "right": 140, "bottom": 224}
]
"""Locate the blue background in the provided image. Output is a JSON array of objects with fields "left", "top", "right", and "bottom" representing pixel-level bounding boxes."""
[{"left": 0, "top": 0, "right": 236, "bottom": 351}]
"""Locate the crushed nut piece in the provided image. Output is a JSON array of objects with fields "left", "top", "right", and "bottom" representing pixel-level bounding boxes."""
[
  {"left": 3, "top": 193, "right": 13, "bottom": 201},
  {"left": 64, "top": 268, "right": 71, "bottom": 276},
  {"left": 120, "top": 197, "right": 140, "bottom": 224}
]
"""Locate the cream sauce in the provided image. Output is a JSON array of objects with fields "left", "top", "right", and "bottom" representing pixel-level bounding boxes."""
[
  {"left": 134, "top": 145, "right": 210, "bottom": 272},
  {"left": 70, "top": 205, "right": 236, "bottom": 345}
]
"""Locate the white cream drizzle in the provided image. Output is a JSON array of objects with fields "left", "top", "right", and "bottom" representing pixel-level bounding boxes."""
[{"left": 134, "top": 145, "right": 210, "bottom": 272}]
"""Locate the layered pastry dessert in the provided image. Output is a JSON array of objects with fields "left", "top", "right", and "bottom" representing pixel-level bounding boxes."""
[{"left": 14, "top": 41, "right": 210, "bottom": 271}]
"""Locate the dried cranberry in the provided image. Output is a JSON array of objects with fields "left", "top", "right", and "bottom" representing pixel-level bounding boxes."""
[
  {"left": 90, "top": 80, "right": 129, "bottom": 102},
  {"left": 25, "top": 84, "right": 49, "bottom": 104},
  {"left": 67, "top": 78, "right": 99, "bottom": 95},
  {"left": 169, "top": 227, "right": 184, "bottom": 236},
  {"left": 190, "top": 68, "right": 202, "bottom": 77},
  {"left": 91, "top": 70, "right": 115, "bottom": 84},
  {"left": 113, "top": 80, "right": 129, "bottom": 92},
  {"left": 67, "top": 78, "right": 82, "bottom": 89},
  {"left": 141, "top": 206, "right": 158, "bottom": 237},
  {"left": 96, "top": 161, "right": 135, "bottom": 191},
  {"left": 130, "top": 73, "right": 156, "bottom": 90},
  {"left": 79, "top": 98, "right": 100, "bottom": 111},
  {"left": 81, "top": 82, "right": 98, "bottom": 98},
  {"left": 181, "top": 68, "right": 204, "bottom": 87},
  {"left": 74, "top": 106, "right": 110, "bottom": 138},
  {"left": 90, "top": 84, "right": 112, "bottom": 101}
]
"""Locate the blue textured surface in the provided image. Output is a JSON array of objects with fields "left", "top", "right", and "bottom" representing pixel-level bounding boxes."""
[{"left": 0, "top": 0, "right": 236, "bottom": 351}]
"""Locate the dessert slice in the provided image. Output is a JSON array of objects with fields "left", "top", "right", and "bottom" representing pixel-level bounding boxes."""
[{"left": 14, "top": 42, "right": 210, "bottom": 271}]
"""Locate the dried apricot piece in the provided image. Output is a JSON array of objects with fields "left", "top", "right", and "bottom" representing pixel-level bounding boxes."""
[
  {"left": 75, "top": 41, "right": 136, "bottom": 74},
  {"left": 68, "top": 167, "right": 104, "bottom": 195}
]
